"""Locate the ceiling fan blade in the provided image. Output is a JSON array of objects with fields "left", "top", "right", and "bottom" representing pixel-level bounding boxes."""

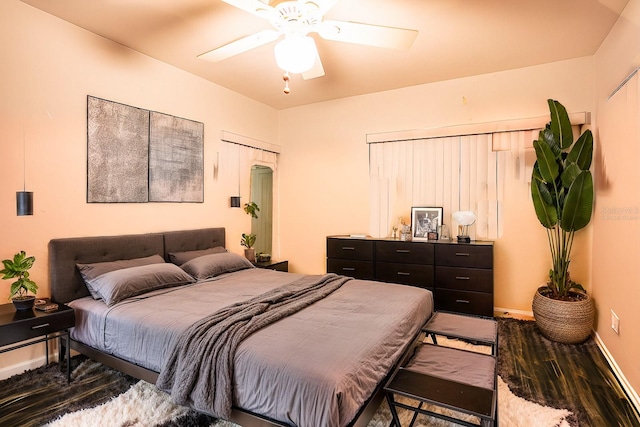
[
  {"left": 302, "top": 52, "right": 325, "bottom": 80},
  {"left": 221, "top": 0, "right": 276, "bottom": 20},
  {"left": 317, "top": 20, "right": 418, "bottom": 50},
  {"left": 198, "top": 29, "right": 281, "bottom": 62}
]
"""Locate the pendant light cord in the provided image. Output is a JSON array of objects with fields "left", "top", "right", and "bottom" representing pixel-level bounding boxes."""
[{"left": 22, "top": 126, "right": 26, "bottom": 191}]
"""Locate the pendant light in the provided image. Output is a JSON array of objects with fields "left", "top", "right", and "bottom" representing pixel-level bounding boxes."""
[
  {"left": 230, "top": 147, "right": 241, "bottom": 208},
  {"left": 17, "top": 128, "right": 33, "bottom": 216}
]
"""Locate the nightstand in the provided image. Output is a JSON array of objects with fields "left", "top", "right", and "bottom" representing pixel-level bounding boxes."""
[
  {"left": 253, "top": 260, "right": 289, "bottom": 272},
  {"left": 0, "top": 302, "right": 75, "bottom": 382}
]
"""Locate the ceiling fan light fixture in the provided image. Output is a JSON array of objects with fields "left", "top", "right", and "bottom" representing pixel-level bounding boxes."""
[{"left": 274, "top": 35, "right": 317, "bottom": 74}]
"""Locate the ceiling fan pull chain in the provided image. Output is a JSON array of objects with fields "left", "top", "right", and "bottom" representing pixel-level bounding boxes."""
[{"left": 283, "top": 71, "right": 291, "bottom": 94}]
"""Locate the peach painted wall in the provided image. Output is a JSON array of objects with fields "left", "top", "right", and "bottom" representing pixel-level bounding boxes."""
[
  {"left": 0, "top": 1, "right": 278, "bottom": 372},
  {"left": 592, "top": 0, "right": 640, "bottom": 401},
  {"left": 278, "top": 58, "right": 594, "bottom": 317}
]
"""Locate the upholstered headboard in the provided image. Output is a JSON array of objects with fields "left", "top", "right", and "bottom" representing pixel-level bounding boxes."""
[
  {"left": 162, "top": 227, "right": 226, "bottom": 260},
  {"left": 49, "top": 228, "right": 226, "bottom": 304}
]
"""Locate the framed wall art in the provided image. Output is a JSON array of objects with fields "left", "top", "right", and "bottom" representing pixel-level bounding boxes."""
[
  {"left": 87, "top": 96, "right": 204, "bottom": 203},
  {"left": 411, "top": 206, "right": 443, "bottom": 241}
]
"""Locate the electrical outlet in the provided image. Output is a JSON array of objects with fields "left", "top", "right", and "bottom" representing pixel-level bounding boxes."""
[{"left": 611, "top": 310, "right": 620, "bottom": 335}]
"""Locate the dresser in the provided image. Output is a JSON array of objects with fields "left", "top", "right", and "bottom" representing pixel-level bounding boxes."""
[{"left": 326, "top": 236, "right": 493, "bottom": 316}]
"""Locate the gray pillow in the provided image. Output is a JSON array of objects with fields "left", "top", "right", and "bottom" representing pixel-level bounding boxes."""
[
  {"left": 84, "top": 263, "right": 195, "bottom": 306},
  {"left": 168, "top": 246, "right": 227, "bottom": 266},
  {"left": 77, "top": 254, "right": 166, "bottom": 299},
  {"left": 180, "top": 252, "right": 254, "bottom": 281}
]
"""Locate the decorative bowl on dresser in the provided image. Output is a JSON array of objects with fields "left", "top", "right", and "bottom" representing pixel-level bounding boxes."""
[{"left": 327, "top": 236, "right": 494, "bottom": 316}]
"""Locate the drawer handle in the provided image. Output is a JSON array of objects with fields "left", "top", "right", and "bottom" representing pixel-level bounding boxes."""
[
  {"left": 396, "top": 249, "right": 410, "bottom": 254},
  {"left": 455, "top": 252, "right": 470, "bottom": 257},
  {"left": 455, "top": 276, "right": 470, "bottom": 280},
  {"left": 342, "top": 267, "right": 355, "bottom": 271},
  {"left": 342, "top": 247, "right": 355, "bottom": 251},
  {"left": 397, "top": 272, "right": 411, "bottom": 276},
  {"left": 455, "top": 299, "right": 470, "bottom": 304},
  {"left": 31, "top": 323, "right": 50, "bottom": 330}
]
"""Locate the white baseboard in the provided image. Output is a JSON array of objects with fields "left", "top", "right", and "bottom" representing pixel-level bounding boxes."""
[
  {"left": 594, "top": 332, "right": 640, "bottom": 418},
  {"left": 0, "top": 355, "right": 49, "bottom": 381}
]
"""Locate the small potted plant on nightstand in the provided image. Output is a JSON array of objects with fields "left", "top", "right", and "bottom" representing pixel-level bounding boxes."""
[
  {"left": 1, "top": 251, "right": 38, "bottom": 311},
  {"left": 241, "top": 233, "right": 257, "bottom": 263}
]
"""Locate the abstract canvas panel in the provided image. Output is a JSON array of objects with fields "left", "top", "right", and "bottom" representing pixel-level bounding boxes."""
[
  {"left": 149, "top": 112, "right": 204, "bottom": 202},
  {"left": 87, "top": 97, "right": 149, "bottom": 203},
  {"left": 87, "top": 96, "right": 204, "bottom": 203}
]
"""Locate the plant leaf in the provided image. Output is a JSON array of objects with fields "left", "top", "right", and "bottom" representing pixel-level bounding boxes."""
[
  {"left": 561, "top": 163, "right": 581, "bottom": 189},
  {"left": 533, "top": 138, "right": 559, "bottom": 183},
  {"left": 567, "top": 129, "right": 593, "bottom": 170},
  {"left": 561, "top": 171, "right": 593, "bottom": 231},
  {"left": 532, "top": 179, "right": 558, "bottom": 228},
  {"left": 547, "top": 99, "right": 574, "bottom": 150}
]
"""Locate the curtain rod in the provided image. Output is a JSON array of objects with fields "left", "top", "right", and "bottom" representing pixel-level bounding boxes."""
[
  {"left": 220, "top": 130, "right": 280, "bottom": 154},
  {"left": 608, "top": 66, "right": 640, "bottom": 100}
]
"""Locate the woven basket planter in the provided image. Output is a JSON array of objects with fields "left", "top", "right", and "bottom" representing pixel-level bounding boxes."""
[{"left": 532, "top": 288, "right": 595, "bottom": 344}]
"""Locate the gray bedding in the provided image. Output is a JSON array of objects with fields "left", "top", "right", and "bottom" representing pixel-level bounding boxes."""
[
  {"left": 69, "top": 268, "right": 433, "bottom": 427},
  {"left": 157, "top": 273, "right": 352, "bottom": 419}
]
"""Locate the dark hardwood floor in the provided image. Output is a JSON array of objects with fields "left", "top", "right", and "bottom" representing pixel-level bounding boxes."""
[{"left": 497, "top": 317, "right": 640, "bottom": 426}]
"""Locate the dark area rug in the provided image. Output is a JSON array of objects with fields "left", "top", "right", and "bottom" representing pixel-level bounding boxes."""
[
  {"left": 0, "top": 356, "right": 216, "bottom": 427},
  {"left": 0, "top": 356, "right": 136, "bottom": 427},
  {"left": 498, "top": 317, "right": 640, "bottom": 427}
]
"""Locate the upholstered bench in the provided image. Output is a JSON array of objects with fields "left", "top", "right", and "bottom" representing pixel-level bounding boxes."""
[
  {"left": 423, "top": 311, "right": 498, "bottom": 355},
  {"left": 384, "top": 312, "right": 498, "bottom": 426}
]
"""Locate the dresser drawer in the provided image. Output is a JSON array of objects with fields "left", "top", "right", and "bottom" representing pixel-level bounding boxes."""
[
  {"left": 327, "top": 238, "right": 374, "bottom": 261},
  {"left": 376, "top": 240, "right": 434, "bottom": 264},
  {"left": 327, "top": 258, "right": 375, "bottom": 280},
  {"left": 376, "top": 262, "right": 434, "bottom": 288},
  {"left": 435, "top": 289, "right": 493, "bottom": 317},
  {"left": 435, "top": 266, "right": 493, "bottom": 293},
  {"left": 435, "top": 244, "right": 493, "bottom": 269}
]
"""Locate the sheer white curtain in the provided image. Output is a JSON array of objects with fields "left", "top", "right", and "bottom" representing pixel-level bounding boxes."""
[
  {"left": 369, "top": 130, "right": 544, "bottom": 240},
  {"left": 219, "top": 141, "right": 278, "bottom": 201}
]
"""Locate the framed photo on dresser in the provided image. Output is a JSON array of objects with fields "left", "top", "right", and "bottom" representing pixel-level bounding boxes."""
[{"left": 411, "top": 207, "right": 443, "bottom": 241}]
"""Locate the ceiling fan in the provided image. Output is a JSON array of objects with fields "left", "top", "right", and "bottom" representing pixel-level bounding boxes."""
[{"left": 199, "top": 0, "right": 418, "bottom": 82}]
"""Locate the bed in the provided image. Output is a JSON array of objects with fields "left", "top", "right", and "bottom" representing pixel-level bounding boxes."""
[{"left": 49, "top": 227, "right": 433, "bottom": 427}]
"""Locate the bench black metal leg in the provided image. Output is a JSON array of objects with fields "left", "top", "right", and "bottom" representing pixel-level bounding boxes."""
[{"left": 385, "top": 392, "right": 402, "bottom": 427}]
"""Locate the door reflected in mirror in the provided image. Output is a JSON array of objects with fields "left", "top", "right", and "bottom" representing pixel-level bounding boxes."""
[{"left": 250, "top": 165, "right": 273, "bottom": 256}]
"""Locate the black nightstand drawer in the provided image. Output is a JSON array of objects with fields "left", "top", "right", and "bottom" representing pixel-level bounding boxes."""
[
  {"left": 376, "top": 262, "right": 434, "bottom": 288},
  {"left": 435, "top": 289, "right": 493, "bottom": 317},
  {"left": 376, "top": 241, "right": 434, "bottom": 265},
  {"left": 435, "top": 266, "right": 493, "bottom": 293},
  {"left": 435, "top": 245, "right": 493, "bottom": 269},
  {"left": 327, "top": 238, "right": 374, "bottom": 261},
  {"left": 0, "top": 305, "right": 75, "bottom": 347},
  {"left": 327, "top": 258, "right": 375, "bottom": 280}
]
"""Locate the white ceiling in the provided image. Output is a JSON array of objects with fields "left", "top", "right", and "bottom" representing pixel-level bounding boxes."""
[{"left": 21, "top": 0, "right": 628, "bottom": 110}]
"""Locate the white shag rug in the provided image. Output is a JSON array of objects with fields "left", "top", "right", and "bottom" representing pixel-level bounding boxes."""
[{"left": 46, "top": 337, "right": 573, "bottom": 427}]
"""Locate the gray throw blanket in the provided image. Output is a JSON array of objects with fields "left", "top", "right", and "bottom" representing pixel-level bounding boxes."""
[{"left": 156, "top": 273, "right": 351, "bottom": 419}]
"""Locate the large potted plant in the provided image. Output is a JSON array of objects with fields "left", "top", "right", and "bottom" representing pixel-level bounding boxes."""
[
  {"left": 1, "top": 251, "right": 38, "bottom": 311},
  {"left": 530, "top": 99, "right": 595, "bottom": 344}
]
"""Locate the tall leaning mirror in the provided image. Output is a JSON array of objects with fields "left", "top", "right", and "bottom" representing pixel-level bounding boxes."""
[{"left": 250, "top": 165, "right": 273, "bottom": 256}]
